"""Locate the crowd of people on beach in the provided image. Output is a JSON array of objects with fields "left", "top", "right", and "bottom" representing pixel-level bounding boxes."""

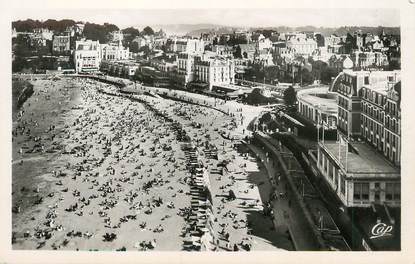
[{"left": 12, "top": 77, "right": 279, "bottom": 251}]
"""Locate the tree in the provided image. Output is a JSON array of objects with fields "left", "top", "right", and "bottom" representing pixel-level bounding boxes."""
[
  {"left": 259, "top": 112, "right": 272, "bottom": 123},
  {"left": 315, "top": 33, "right": 325, "bottom": 47},
  {"left": 13, "top": 35, "right": 33, "bottom": 57},
  {"left": 129, "top": 41, "right": 139, "bottom": 53},
  {"left": 388, "top": 59, "right": 400, "bottom": 70},
  {"left": 218, "top": 35, "right": 228, "bottom": 45},
  {"left": 142, "top": 26, "right": 154, "bottom": 36},
  {"left": 345, "top": 33, "right": 356, "bottom": 53},
  {"left": 283, "top": 86, "right": 297, "bottom": 107},
  {"left": 83, "top": 23, "right": 109, "bottom": 43},
  {"left": 83, "top": 22, "right": 119, "bottom": 43},
  {"left": 122, "top": 27, "right": 140, "bottom": 45},
  {"left": 244, "top": 64, "right": 265, "bottom": 82},
  {"left": 227, "top": 35, "right": 248, "bottom": 46},
  {"left": 123, "top": 27, "right": 140, "bottom": 36},
  {"left": 233, "top": 45, "right": 242, "bottom": 58},
  {"left": 320, "top": 66, "right": 339, "bottom": 84},
  {"left": 12, "top": 56, "right": 28, "bottom": 72},
  {"left": 12, "top": 19, "right": 43, "bottom": 32},
  {"left": 264, "top": 66, "right": 280, "bottom": 84},
  {"left": 43, "top": 19, "right": 76, "bottom": 32},
  {"left": 294, "top": 68, "right": 314, "bottom": 85},
  {"left": 256, "top": 29, "right": 278, "bottom": 39},
  {"left": 12, "top": 19, "right": 77, "bottom": 32},
  {"left": 138, "top": 46, "right": 151, "bottom": 58},
  {"left": 245, "top": 88, "right": 275, "bottom": 105},
  {"left": 103, "top": 23, "right": 119, "bottom": 32}
]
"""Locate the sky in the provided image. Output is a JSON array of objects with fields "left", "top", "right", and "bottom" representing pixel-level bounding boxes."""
[{"left": 11, "top": 8, "right": 400, "bottom": 29}]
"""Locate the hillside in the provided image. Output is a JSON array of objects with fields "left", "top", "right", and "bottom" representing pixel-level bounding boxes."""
[
  {"left": 135, "top": 23, "right": 225, "bottom": 36},
  {"left": 186, "top": 25, "right": 400, "bottom": 37}
]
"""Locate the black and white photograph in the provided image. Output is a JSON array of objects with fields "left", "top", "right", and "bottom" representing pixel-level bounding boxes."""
[{"left": 2, "top": 0, "right": 415, "bottom": 263}]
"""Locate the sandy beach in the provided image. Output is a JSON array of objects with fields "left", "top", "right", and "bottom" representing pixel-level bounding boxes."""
[{"left": 12, "top": 76, "right": 286, "bottom": 251}]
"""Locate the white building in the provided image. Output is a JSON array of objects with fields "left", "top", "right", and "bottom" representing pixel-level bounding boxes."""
[
  {"left": 297, "top": 87, "right": 338, "bottom": 129},
  {"left": 273, "top": 42, "right": 295, "bottom": 60},
  {"left": 350, "top": 51, "right": 389, "bottom": 70},
  {"left": 74, "top": 40, "right": 101, "bottom": 73},
  {"left": 255, "top": 49, "right": 274, "bottom": 66},
  {"left": 110, "top": 31, "right": 124, "bottom": 42},
  {"left": 324, "top": 34, "right": 342, "bottom": 47},
  {"left": 75, "top": 23, "right": 85, "bottom": 34},
  {"left": 212, "top": 45, "right": 233, "bottom": 57},
  {"left": 33, "top": 28, "right": 53, "bottom": 41},
  {"left": 171, "top": 38, "right": 204, "bottom": 54},
  {"left": 194, "top": 55, "right": 235, "bottom": 90},
  {"left": 257, "top": 38, "right": 272, "bottom": 51},
  {"left": 176, "top": 53, "right": 196, "bottom": 86},
  {"left": 174, "top": 52, "right": 235, "bottom": 90},
  {"left": 287, "top": 37, "right": 318, "bottom": 56},
  {"left": 100, "top": 41, "right": 129, "bottom": 61},
  {"left": 132, "top": 35, "right": 153, "bottom": 49}
]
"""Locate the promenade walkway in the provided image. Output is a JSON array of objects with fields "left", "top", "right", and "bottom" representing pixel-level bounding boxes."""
[
  {"left": 253, "top": 132, "right": 351, "bottom": 251},
  {"left": 245, "top": 142, "right": 322, "bottom": 250}
]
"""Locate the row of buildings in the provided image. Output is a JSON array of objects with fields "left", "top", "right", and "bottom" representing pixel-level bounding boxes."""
[
  {"left": 13, "top": 23, "right": 400, "bottom": 89},
  {"left": 13, "top": 24, "right": 86, "bottom": 55},
  {"left": 99, "top": 50, "right": 236, "bottom": 91},
  {"left": 74, "top": 39, "right": 130, "bottom": 73}
]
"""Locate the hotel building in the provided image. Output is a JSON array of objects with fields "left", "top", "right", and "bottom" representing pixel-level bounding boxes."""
[
  {"left": 74, "top": 40, "right": 101, "bottom": 73},
  {"left": 194, "top": 55, "right": 235, "bottom": 90},
  {"left": 360, "top": 81, "right": 401, "bottom": 166},
  {"left": 100, "top": 41, "right": 130, "bottom": 61},
  {"left": 286, "top": 37, "right": 318, "bottom": 56},
  {"left": 169, "top": 38, "right": 205, "bottom": 54},
  {"left": 315, "top": 70, "right": 401, "bottom": 208},
  {"left": 174, "top": 53, "right": 196, "bottom": 88}
]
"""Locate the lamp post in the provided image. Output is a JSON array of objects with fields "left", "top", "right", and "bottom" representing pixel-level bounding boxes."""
[
  {"left": 317, "top": 112, "right": 320, "bottom": 143},
  {"left": 291, "top": 63, "right": 295, "bottom": 86},
  {"left": 300, "top": 61, "right": 304, "bottom": 87}
]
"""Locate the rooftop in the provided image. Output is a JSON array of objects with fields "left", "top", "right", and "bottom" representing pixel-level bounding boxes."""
[
  {"left": 297, "top": 87, "right": 338, "bottom": 113},
  {"left": 362, "top": 81, "right": 391, "bottom": 95},
  {"left": 320, "top": 141, "right": 400, "bottom": 178},
  {"left": 343, "top": 70, "right": 400, "bottom": 77},
  {"left": 213, "top": 83, "right": 252, "bottom": 92}
]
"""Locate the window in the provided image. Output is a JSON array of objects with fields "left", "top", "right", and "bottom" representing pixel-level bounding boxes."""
[
  {"left": 362, "top": 183, "right": 369, "bottom": 200},
  {"left": 394, "top": 183, "right": 401, "bottom": 200},
  {"left": 354, "top": 182, "right": 370, "bottom": 201},
  {"left": 324, "top": 156, "right": 328, "bottom": 174},
  {"left": 340, "top": 175, "right": 345, "bottom": 195},
  {"left": 319, "top": 152, "right": 323, "bottom": 167},
  {"left": 329, "top": 164, "right": 333, "bottom": 180},
  {"left": 374, "top": 191, "right": 380, "bottom": 201},
  {"left": 386, "top": 183, "right": 400, "bottom": 201}
]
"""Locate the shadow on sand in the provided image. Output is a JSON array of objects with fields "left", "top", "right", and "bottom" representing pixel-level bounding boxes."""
[{"left": 234, "top": 143, "right": 295, "bottom": 250}]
